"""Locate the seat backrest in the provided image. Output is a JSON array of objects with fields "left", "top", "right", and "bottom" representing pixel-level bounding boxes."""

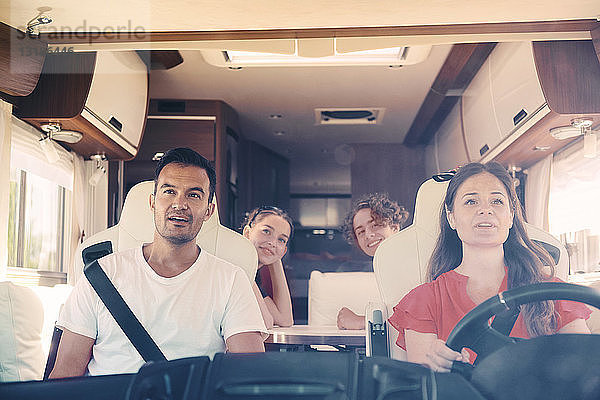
[
  {"left": 308, "top": 270, "right": 381, "bottom": 326},
  {"left": 0, "top": 282, "right": 45, "bottom": 382},
  {"left": 74, "top": 181, "right": 257, "bottom": 282},
  {"left": 372, "top": 177, "right": 570, "bottom": 360},
  {"left": 29, "top": 285, "right": 73, "bottom": 357}
]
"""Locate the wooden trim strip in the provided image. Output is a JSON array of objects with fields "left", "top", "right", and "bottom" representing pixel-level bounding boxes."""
[
  {"left": 40, "top": 19, "right": 599, "bottom": 44},
  {"left": 403, "top": 43, "right": 496, "bottom": 146},
  {"left": 592, "top": 26, "right": 600, "bottom": 64}
]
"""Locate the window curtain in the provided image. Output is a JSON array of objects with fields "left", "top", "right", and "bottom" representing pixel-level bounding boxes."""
[
  {"left": 10, "top": 118, "right": 73, "bottom": 190},
  {"left": 549, "top": 140, "right": 600, "bottom": 236},
  {"left": 84, "top": 159, "right": 108, "bottom": 237},
  {"left": 0, "top": 100, "right": 12, "bottom": 279},
  {"left": 9, "top": 117, "right": 74, "bottom": 278},
  {"left": 68, "top": 153, "right": 86, "bottom": 284},
  {"left": 524, "top": 155, "right": 552, "bottom": 231}
]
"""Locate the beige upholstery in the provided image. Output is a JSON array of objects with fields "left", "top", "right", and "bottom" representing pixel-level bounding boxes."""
[
  {"left": 0, "top": 282, "right": 45, "bottom": 382},
  {"left": 371, "top": 178, "right": 447, "bottom": 359},
  {"left": 73, "top": 181, "right": 257, "bottom": 282},
  {"left": 308, "top": 270, "right": 381, "bottom": 326},
  {"left": 371, "top": 177, "right": 571, "bottom": 359},
  {"left": 29, "top": 285, "right": 73, "bottom": 357}
]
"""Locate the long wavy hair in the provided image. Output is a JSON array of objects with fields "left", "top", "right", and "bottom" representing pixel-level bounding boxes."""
[{"left": 427, "top": 161, "right": 557, "bottom": 337}]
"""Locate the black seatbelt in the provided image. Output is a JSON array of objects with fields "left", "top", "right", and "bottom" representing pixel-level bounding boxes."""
[{"left": 84, "top": 251, "right": 167, "bottom": 363}]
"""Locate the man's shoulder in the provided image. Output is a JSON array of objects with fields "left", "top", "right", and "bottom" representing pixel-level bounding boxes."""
[
  {"left": 95, "top": 246, "right": 141, "bottom": 273},
  {"left": 200, "top": 250, "right": 243, "bottom": 272},
  {"left": 198, "top": 251, "right": 250, "bottom": 281}
]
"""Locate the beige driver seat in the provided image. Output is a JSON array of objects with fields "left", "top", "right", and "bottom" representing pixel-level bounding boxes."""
[
  {"left": 73, "top": 180, "right": 257, "bottom": 282},
  {"left": 371, "top": 177, "right": 569, "bottom": 360}
]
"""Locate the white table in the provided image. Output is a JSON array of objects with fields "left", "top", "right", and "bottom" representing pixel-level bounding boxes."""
[{"left": 266, "top": 325, "right": 365, "bottom": 347}]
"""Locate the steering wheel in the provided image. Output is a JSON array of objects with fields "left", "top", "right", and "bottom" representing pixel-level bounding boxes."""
[{"left": 446, "top": 282, "right": 600, "bottom": 362}]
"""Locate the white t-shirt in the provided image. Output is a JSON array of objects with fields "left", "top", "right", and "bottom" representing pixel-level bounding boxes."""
[{"left": 58, "top": 246, "right": 267, "bottom": 375}]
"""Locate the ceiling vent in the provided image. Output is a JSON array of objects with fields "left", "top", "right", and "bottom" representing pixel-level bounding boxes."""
[{"left": 315, "top": 108, "right": 385, "bottom": 125}]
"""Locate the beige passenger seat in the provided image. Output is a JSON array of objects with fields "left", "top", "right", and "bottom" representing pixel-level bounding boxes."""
[{"left": 0, "top": 282, "right": 45, "bottom": 382}]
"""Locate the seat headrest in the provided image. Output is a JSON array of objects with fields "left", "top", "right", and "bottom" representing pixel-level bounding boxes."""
[
  {"left": 118, "top": 181, "right": 220, "bottom": 250},
  {"left": 412, "top": 178, "right": 449, "bottom": 237}
]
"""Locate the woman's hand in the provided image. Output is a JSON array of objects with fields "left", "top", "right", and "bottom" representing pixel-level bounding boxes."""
[
  {"left": 424, "top": 339, "right": 470, "bottom": 372},
  {"left": 405, "top": 330, "right": 470, "bottom": 373}
]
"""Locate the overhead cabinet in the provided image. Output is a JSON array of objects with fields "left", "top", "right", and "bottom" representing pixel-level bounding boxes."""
[
  {"left": 435, "top": 103, "right": 469, "bottom": 173},
  {"left": 462, "top": 41, "right": 548, "bottom": 162},
  {"left": 12, "top": 51, "right": 149, "bottom": 160},
  {"left": 434, "top": 40, "right": 600, "bottom": 169}
]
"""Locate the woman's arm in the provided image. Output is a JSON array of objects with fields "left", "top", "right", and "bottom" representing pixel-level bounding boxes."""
[
  {"left": 263, "top": 259, "right": 294, "bottom": 327},
  {"left": 251, "top": 281, "right": 274, "bottom": 329},
  {"left": 405, "top": 329, "right": 469, "bottom": 372}
]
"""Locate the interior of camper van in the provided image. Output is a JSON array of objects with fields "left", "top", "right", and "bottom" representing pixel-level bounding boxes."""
[{"left": 1, "top": 1, "right": 600, "bottom": 399}]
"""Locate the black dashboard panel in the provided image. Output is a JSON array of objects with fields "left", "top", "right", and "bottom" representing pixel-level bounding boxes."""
[{"left": 0, "top": 353, "right": 484, "bottom": 400}]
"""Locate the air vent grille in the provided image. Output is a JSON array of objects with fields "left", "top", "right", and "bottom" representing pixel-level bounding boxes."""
[{"left": 315, "top": 108, "right": 385, "bottom": 125}]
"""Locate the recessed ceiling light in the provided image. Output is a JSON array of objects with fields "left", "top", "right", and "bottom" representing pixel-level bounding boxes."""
[
  {"left": 269, "top": 114, "right": 283, "bottom": 120},
  {"left": 274, "top": 131, "right": 285, "bottom": 136},
  {"left": 533, "top": 146, "right": 551, "bottom": 151}
]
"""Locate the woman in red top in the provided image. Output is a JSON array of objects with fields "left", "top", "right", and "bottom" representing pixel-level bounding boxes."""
[{"left": 388, "top": 161, "right": 591, "bottom": 372}]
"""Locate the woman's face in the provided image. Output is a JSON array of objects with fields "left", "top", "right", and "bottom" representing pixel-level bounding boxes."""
[
  {"left": 353, "top": 208, "right": 399, "bottom": 257},
  {"left": 446, "top": 172, "right": 514, "bottom": 249},
  {"left": 244, "top": 213, "right": 291, "bottom": 267}
]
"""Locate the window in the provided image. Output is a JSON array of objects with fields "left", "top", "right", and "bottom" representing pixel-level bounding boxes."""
[
  {"left": 7, "top": 118, "right": 73, "bottom": 277},
  {"left": 8, "top": 168, "right": 72, "bottom": 272},
  {"left": 549, "top": 140, "right": 600, "bottom": 276},
  {"left": 289, "top": 195, "right": 351, "bottom": 228}
]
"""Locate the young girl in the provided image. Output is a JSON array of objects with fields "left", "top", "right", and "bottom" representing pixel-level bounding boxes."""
[{"left": 243, "top": 206, "right": 294, "bottom": 329}]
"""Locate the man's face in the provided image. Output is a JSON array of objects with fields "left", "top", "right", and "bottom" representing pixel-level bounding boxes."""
[{"left": 150, "top": 163, "right": 214, "bottom": 245}]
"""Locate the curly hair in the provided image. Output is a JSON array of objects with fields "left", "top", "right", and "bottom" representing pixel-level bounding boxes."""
[{"left": 342, "top": 193, "right": 410, "bottom": 245}]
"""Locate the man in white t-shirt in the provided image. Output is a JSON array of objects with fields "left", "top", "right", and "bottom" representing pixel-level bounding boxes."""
[{"left": 50, "top": 148, "right": 266, "bottom": 378}]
